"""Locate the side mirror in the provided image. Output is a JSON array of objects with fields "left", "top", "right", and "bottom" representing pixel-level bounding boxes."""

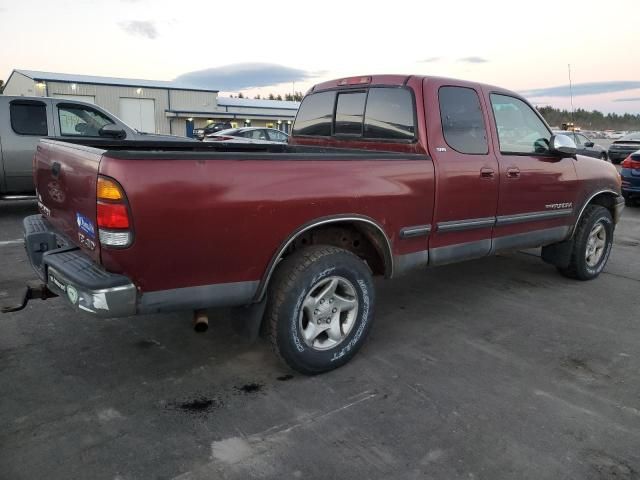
[
  {"left": 99, "top": 124, "right": 127, "bottom": 140},
  {"left": 584, "top": 141, "right": 594, "bottom": 147},
  {"left": 74, "top": 123, "right": 88, "bottom": 134},
  {"left": 550, "top": 134, "right": 577, "bottom": 156}
]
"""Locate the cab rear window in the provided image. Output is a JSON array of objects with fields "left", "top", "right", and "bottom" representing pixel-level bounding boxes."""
[
  {"left": 335, "top": 91, "right": 366, "bottom": 136},
  {"left": 293, "top": 87, "right": 415, "bottom": 141},
  {"left": 364, "top": 88, "right": 415, "bottom": 140},
  {"left": 292, "top": 91, "right": 336, "bottom": 136}
]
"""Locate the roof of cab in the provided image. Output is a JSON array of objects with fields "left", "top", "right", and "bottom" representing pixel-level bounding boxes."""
[{"left": 309, "top": 74, "right": 522, "bottom": 99}]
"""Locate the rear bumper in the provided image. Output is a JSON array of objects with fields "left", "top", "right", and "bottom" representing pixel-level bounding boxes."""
[
  {"left": 622, "top": 187, "right": 640, "bottom": 198},
  {"left": 24, "top": 215, "right": 137, "bottom": 317},
  {"left": 620, "top": 171, "right": 640, "bottom": 196}
]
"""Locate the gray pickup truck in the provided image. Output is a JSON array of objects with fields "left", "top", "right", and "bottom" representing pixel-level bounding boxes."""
[{"left": 0, "top": 96, "right": 191, "bottom": 199}]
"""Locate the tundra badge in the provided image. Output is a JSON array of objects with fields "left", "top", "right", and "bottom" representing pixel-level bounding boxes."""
[{"left": 545, "top": 202, "right": 573, "bottom": 210}]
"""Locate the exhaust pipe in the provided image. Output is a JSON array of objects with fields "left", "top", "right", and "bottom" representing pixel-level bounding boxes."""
[{"left": 193, "top": 309, "right": 208, "bottom": 333}]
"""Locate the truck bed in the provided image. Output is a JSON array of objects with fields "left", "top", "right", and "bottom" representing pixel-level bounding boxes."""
[
  {"left": 51, "top": 137, "right": 428, "bottom": 160},
  {"left": 34, "top": 138, "right": 435, "bottom": 307}
]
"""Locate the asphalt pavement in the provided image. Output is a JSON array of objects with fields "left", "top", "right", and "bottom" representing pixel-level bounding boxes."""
[{"left": 1, "top": 198, "right": 639, "bottom": 480}]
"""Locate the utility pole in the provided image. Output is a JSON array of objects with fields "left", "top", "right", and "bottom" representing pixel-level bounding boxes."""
[{"left": 568, "top": 64, "right": 575, "bottom": 126}]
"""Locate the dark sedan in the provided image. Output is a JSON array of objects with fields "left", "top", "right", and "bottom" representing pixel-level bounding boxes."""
[
  {"left": 621, "top": 150, "right": 640, "bottom": 206},
  {"left": 193, "top": 121, "right": 233, "bottom": 140},
  {"left": 553, "top": 131, "right": 608, "bottom": 161},
  {"left": 608, "top": 132, "right": 640, "bottom": 164}
]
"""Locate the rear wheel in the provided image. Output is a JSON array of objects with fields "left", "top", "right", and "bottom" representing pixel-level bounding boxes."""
[
  {"left": 600, "top": 152, "right": 608, "bottom": 162},
  {"left": 267, "top": 245, "right": 375, "bottom": 375},
  {"left": 557, "top": 205, "right": 613, "bottom": 280}
]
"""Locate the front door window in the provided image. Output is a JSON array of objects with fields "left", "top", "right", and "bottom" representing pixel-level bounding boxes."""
[
  {"left": 490, "top": 94, "right": 551, "bottom": 155},
  {"left": 58, "top": 104, "right": 113, "bottom": 136}
]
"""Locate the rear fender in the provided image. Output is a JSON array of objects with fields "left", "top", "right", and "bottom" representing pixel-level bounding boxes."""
[{"left": 254, "top": 215, "right": 393, "bottom": 302}]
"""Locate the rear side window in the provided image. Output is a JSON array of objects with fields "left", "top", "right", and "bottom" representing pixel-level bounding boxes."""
[
  {"left": 10, "top": 102, "right": 48, "bottom": 136},
  {"left": 293, "top": 91, "right": 336, "bottom": 136},
  {"left": 246, "top": 129, "right": 268, "bottom": 140},
  {"left": 268, "top": 130, "right": 288, "bottom": 142},
  {"left": 438, "top": 86, "right": 488, "bottom": 154},
  {"left": 335, "top": 91, "right": 366, "bottom": 135}
]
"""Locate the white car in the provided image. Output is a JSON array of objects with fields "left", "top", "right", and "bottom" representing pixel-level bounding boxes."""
[{"left": 203, "top": 127, "right": 289, "bottom": 144}]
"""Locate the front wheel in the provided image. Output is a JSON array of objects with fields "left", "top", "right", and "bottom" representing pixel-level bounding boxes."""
[
  {"left": 267, "top": 245, "right": 375, "bottom": 375},
  {"left": 557, "top": 205, "right": 613, "bottom": 280}
]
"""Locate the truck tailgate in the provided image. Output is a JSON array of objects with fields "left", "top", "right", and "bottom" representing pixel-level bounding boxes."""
[{"left": 35, "top": 140, "right": 103, "bottom": 263}]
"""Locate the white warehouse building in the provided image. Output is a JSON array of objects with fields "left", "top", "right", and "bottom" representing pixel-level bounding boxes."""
[{"left": 3, "top": 69, "right": 300, "bottom": 137}]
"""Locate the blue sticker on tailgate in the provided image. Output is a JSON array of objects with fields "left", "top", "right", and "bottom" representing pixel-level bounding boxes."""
[{"left": 76, "top": 212, "right": 96, "bottom": 238}]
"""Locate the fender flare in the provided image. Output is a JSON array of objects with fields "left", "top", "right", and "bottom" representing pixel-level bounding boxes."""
[
  {"left": 570, "top": 189, "right": 620, "bottom": 238},
  {"left": 253, "top": 214, "right": 393, "bottom": 302}
]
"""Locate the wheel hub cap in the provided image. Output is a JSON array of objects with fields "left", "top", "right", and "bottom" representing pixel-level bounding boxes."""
[
  {"left": 585, "top": 222, "right": 607, "bottom": 267},
  {"left": 298, "top": 275, "right": 359, "bottom": 351}
]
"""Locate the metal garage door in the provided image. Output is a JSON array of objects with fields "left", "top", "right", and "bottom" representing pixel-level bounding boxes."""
[
  {"left": 52, "top": 94, "right": 96, "bottom": 104},
  {"left": 119, "top": 98, "right": 156, "bottom": 133}
]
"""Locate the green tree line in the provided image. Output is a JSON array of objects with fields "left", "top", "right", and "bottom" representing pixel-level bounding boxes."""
[
  {"left": 228, "top": 91, "right": 304, "bottom": 102},
  {"left": 537, "top": 106, "right": 640, "bottom": 131}
]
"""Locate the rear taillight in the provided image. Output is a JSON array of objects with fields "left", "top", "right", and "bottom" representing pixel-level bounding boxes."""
[
  {"left": 97, "top": 203, "right": 130, "bottom": 228},
  {"left": 621, "top": 156, "right": 640, "bottom": 169},
  {"left": 97, "top": 176, "right": 132, "bottom": 247}
]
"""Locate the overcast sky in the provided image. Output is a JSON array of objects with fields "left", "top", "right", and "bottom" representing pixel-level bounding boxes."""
[{"left": 1, "top": 0, "right": 638, "bottom": 113}]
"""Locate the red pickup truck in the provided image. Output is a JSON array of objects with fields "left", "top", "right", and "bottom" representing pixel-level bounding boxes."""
[{"left": 8, "top": 75, "right": 624, "bottom": 374}]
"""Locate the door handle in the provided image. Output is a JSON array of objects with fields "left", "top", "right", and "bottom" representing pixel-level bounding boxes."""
[
  {"left": 507, "top": 167, "right": 520, "bottom": 178},
  {"left": 480, "top": 167, "right": 495, "bottom": 178}
]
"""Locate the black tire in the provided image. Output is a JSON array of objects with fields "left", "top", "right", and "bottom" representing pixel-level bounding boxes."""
[
  {"left": 600, "top": 153, "right": 608, "bottom": 162},
  {"left": 624, "top": 196, "right": 635, "bottom": 207},
  {"left": 557, "top": 205, "right": 613, "bottom": 280},
  {"left": 267, "top": 245, "right": 375, "bottom": 375}
]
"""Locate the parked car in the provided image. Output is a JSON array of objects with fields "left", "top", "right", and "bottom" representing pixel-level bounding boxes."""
[
  {"left": 620, "top": 149, "right": 640, "bottom": 206},
  {"left": 4, "top": 74, "right": 624, "bottom": 375},
  {"left": 204, "top": 127, "right": 289, "bottom": 144},
  {"left": 553, "top": 130, "right": 608, "bottom": 161},
  {"left": 193, "top": 121, "right": 233, "bottom": 140},
  {"left": 0, "top": 96, "right": 192, "bottom": 200},
  {"left": 608, "top": 132, "right": 640, "bottom": 164}
]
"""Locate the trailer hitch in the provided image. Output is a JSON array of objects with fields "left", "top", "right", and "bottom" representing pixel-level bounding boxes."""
[{"left": 1, "top": 281, "right": 58, "bottom": 313}]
